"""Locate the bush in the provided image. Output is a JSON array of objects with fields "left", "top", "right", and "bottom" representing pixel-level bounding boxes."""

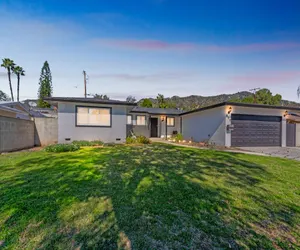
[
  {"left": 126, "top": 135, "right": 150, "bottom": 144},
  {"left": 172, "top": 133, "right": 184, "bottom": 142},
  {"left": 45, "top": 144, "right": 80, "bottom": 153},
  {"left": 72, "top": 140, "right": 103, "bottom": 147},
  {"left": 136, "top": 135, "right": 150, "bottom": 144},
  {"left": 126, "top": 137, "right": 136, "bottom": 144}
]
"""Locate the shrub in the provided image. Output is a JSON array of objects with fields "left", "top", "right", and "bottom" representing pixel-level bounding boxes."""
[
  {"left": 126, "top": 135, "right": 150, "bottom": 144},
  {"left": 126, "top": 137, "right": 136, "bottom": 144},
  {"left": 45, "top": 143, "right": 80, "bottom": 153},
  {"left": 72, "top": 140, "right": 103, "bottom": 147},
  {"left": 172, "top": 133, "right": 184, "bottom": 142},
  {"left": 136, "top": 135, "right": 150, "bottom": 144}
]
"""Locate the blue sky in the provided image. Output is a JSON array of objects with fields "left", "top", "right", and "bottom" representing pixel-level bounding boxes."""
[{"left": 0, "top": 0, "right": 300, "bottom": 101}]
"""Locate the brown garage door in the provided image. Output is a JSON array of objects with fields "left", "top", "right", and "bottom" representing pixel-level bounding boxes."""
[{"left": 231, "top": 114, "right": 282, "bottom": 147}]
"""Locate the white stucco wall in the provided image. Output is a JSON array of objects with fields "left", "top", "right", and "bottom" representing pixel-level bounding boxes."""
[
  {"left": 58, "top": 102, "right": 127, "bottom": 143},
  {"left": 181, "top": 106, "right": 227, "bottom": 145}
]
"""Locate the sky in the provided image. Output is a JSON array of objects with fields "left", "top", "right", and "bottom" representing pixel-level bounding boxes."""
[{"left": 0, "top": 0, "right": 300, "bottom": 101}]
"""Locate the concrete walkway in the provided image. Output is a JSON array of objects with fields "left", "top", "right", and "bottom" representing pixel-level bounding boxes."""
[{"left": 239, "top": 147, "right": 300, "bottom": 161}]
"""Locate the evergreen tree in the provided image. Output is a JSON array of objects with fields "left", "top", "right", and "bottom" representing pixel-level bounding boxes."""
[
  {"left": 140, "top": 98, "right": 153, "bottom": 107},
  {"left": 37, "top": 61, "right": 53, "bottom": 107}
]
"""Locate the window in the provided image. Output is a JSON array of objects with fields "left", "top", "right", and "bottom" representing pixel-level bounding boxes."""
[
  {"left": 127, "top": 115, "right": 132, "bottom": 125},
  {"left": 76, "top": 106, "right": 111, "bottom": 127},
  {"left": 136, "top": 115, "right": 146, "bottom": 125},
  {"left": 167, "top": 117, "right": 175, "bottom": 127}
]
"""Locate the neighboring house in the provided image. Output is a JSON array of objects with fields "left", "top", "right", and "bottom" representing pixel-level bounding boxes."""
[
  {"left": 0, "top": 101, "right": 57, "bottom": 118},
  {"left": 0, "top": 105, "right": 30, "bottom": 120},
  {"left": 45, "top": 97, "right": 300, "bottom": 147}
]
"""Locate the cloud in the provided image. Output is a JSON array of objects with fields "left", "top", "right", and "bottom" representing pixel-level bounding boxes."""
[
  {"left": 91, "top": 39, "right": 196, "bottom": 51},
  {"left": 91, "top": 39, "right": 300, "bottom": 53},
  {"left": 88, "top": 72, "right": 198, "bottom": 81},
  {"left": 223, "top": 71, "right": 300, "bottom": 91}
]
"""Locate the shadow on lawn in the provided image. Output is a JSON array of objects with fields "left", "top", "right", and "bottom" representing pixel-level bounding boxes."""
[{"left": 0, "top": 144, "right": 298, "bottom": 249}]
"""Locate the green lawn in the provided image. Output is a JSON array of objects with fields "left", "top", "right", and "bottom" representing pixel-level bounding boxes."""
[{"left": 0, "top": 144, "right": 299, "bottom": 249}]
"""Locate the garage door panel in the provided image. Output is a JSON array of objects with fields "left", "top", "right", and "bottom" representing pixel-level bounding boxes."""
[{"left": 231, "top": 115, "right": 281, "bottom": 147}]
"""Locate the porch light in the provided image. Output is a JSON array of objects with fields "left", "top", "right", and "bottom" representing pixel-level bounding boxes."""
[
  {"left": 228, "top": 107, "right": 232, "bottom": 114},
  {"left": 161, "top": 115, "right": 165, "bottom": 122},
  {"left": 283, "top": 110, "right": 288, "bottom": 117}
]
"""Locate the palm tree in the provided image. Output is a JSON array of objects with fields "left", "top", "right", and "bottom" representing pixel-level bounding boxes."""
[
  {"left": 298, "top": 86, "right": 300, "bottom": 99},
  {"left": 13, "top": 66, "right": 25, "bottom": 102},
  {"left": 1, "top": 58, "right": 15, "bottom": 101}
]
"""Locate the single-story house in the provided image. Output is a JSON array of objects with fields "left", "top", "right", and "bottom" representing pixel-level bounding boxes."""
[
  {"left": 45, "top": 97, "right": 300, "bottom": 147},
  {"left": 0, "top": 104, "right": 31, "bottom": 120}
]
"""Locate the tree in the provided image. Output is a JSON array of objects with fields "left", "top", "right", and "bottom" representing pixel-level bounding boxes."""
[
  {"left": 1, "top": 58, "right": 15, "bottom": 101},
  {"left": 13, "top": 66, "right": 25, "bottom": 102},
  {"left": 298, "top": 86, "right": 300, "bottom": 99},
  {"left": 38, "top": 61, "right": 53, "bottom": 108},
  {"left": 230, "top": 88, "right": 282, "bottom": 105},
  {"left": 157, "top": 93, "right": 167, "bottom": 108},
  {"left": 126, "top": 95, "right": 136, "bottom": 103},
  {"left": 0, "top": 90, "right": 11, "bottom": 101},
  {"left": 140, "top": 98, "right": 153, "bottom": 107},
  {"left": 93, "top": 94, "right": 110, "bottom": 100}
]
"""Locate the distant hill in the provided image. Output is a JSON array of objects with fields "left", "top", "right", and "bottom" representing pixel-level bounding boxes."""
[{"left": 138, "top": 91, "right": 300, "bottom": 111}]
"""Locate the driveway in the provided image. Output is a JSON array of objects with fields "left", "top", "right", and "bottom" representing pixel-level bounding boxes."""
[{"left": 239, "top": 147, "right": 300, "bottom": 161}]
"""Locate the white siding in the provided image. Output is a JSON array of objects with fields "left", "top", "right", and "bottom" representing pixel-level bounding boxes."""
[
  {"left": 58, "top": 102, "right": 127, "bottom": 143},
  {"left": 182, "top": 106, "right": 226, "bottom": 145}
]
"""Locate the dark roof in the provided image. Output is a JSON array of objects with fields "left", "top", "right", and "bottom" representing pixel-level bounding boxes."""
[
  {"left": 44, "top": 97, "right": 137, "bottom": 106},
  {"left": 0, "top": 102, "right": 48, "bottom": 117},
  {"left": 181, "top": 102, "right": 300, "bottom": 115},
  {"left": 130, "top": 107, "right": 183, "bottom": 115}
]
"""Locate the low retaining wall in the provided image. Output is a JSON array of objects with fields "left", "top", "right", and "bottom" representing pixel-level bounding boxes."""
[{"left": 0, "top": 116, "right": 35, "bottom": 153}]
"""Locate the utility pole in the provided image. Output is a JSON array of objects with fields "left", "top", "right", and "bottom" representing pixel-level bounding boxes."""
[
  {"left": 83, "top": 70, "right": 87, "bottom": 98},
  {"left": 249, "top": 88, "right": 260, "bottom": 103}
]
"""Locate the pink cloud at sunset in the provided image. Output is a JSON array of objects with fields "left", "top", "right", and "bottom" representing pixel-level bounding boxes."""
[{"left": 91, "top": 39, "right": 300, "bottom": 53}]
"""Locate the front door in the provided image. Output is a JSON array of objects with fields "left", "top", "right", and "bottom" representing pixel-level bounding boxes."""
[{"left": 150, "top": 118, "right": 158, "bottom": 137}]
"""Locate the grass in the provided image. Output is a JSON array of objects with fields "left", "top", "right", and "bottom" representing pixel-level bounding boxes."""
[{"left": 0, "top": 143, "right": 299, "bottom": 249}]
